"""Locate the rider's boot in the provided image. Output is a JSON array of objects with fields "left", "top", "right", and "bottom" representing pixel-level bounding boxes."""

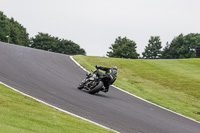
[{"left": 102, "top": 86, "right": 109, "bottom": 93}]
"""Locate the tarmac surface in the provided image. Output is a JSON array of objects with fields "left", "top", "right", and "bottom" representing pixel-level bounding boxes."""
[{"left": 0, "top": 42, "right": 200, "bottom": 133}]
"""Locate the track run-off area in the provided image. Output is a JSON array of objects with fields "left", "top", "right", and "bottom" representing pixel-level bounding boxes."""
[{"left": 0, "top": 42, "right": 200, "bottom": 133}]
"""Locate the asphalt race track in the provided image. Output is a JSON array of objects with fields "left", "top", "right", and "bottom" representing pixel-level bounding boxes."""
[{"left": 0, "top": 42, "right": 200, "bottom": 133}]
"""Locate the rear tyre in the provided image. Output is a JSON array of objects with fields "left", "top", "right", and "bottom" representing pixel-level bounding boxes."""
[{"left": 88, "top": 81, "right": 104, "bottom": 94}]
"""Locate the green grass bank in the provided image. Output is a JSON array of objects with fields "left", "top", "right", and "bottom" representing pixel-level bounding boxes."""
[
  {"left": 0, "top": 84, "right": 115, "bottom": 133},
  {"left": 74, "top": 55, "right": 200, "bottom": 121}
]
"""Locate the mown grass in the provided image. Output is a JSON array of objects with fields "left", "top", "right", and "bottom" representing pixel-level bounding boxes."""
[
  {"left": 0, "top": 84, "right": 115, "bottom": 133},
  {"left": 74, "top": 55, "right": 200, "bottom": 121}
]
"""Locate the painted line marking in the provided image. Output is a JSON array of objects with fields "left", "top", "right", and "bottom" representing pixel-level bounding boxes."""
[
  {"left": 70, "top": 56, "right": 200, "bottom": 124},
  {"left": 0, "top": 81, "right": 119, "bottom": 133}
]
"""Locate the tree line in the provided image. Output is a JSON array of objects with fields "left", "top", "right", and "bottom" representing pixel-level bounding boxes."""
[
  {"left": 0, "top": 11, "right": 86, "bottom": 55},
  {"left": 107, "top": 34, "right": 200, "bottom": 59},
  {"left": 1, "top": 11, "right": 200, "bottom": 58}
]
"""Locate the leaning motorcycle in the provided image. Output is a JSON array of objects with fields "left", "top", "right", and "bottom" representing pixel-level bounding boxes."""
[{"left": 78, "top": 69, "right": 112, "bottom": 94}]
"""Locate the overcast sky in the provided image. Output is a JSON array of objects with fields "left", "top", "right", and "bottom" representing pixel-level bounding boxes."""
[{"left": 1, "top": 0, "right": 200, "bottom": 56}]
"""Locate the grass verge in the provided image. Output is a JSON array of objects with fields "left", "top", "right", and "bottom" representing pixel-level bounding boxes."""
[
  {"left": 0, "top": 84, "right": 115, "bottom": 133},
  {"left": 73, "top": 55, "right": 200, "bottom": 122}
]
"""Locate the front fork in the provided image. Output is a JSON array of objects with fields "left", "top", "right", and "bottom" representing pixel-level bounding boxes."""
[{"left": 79, "top": 78, "right": 87, "bottom": 86}]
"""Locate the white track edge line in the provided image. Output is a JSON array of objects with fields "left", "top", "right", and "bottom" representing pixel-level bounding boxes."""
[
  {"left": 0, "top": 81, "right": 119, "bottom": 133},
  {"left": 70, "top": 56, "right": 200, "bottom": 124}
]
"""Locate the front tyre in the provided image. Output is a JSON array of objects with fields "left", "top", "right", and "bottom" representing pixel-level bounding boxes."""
[
  {"left": 88, "top": 81, "right": 104, "bottom": 94},
  {"left": 78, "top": 78, "right": 88, "bottom": 90}
]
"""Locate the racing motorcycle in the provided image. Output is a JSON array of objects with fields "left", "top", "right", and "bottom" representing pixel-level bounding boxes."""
[{"left": 77, "top": 69, "right": 112, "bottom": 94}]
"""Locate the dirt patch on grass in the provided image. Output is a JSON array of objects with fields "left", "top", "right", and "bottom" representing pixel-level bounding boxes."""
[{"left": 194, "top": 112, "right": 200, "bottom": 115}]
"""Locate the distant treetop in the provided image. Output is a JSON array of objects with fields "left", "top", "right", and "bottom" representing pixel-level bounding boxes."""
[{"left": 0, "top": 11, "right": 86, "bottom": 55}]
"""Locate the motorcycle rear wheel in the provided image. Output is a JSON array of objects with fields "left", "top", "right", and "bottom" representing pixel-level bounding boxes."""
[{"left": 88, "top": 81, "right": 104, "bottom": 94}]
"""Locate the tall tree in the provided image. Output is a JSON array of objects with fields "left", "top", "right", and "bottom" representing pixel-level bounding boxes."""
[
  {"left": 9, "top": 17, "right": 30, "bottom": 46},
  {"left": 30, "top": 33, "right": 59, "bottom": 51},
  {"left": 107, "top": 36, "right": 139, "bottom": 59},
  {"left": 142, "top": 36, "right": 162, "bottom": 59},
  {"left": 161, "top": 42, "right": 171, "bottom": 59},
  {"left": 0, "top": 11, "right": 10, "bottom": 42},
  {"left": 162, "top": 33, "right": 200, "bottom": 59},
  {"left": 0, "top": 11, "right": 29, "bottom": 46}
]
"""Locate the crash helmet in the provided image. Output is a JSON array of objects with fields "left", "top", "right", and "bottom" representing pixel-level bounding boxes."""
[{"left": 111, "top": 66, "right": 117, "bottom": 70}]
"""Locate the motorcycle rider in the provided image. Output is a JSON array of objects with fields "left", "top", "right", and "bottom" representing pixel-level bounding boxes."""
[{"left": 78, "top": 65, "right": 117, "bottom": 92}]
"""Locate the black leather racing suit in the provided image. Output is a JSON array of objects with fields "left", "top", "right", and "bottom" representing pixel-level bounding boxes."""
[{"left": 96, "top": 65, "right": 117, "bottom": 91}]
